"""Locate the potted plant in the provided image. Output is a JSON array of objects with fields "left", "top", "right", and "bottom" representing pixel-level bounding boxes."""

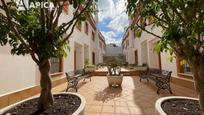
[
  {"left": 0, "top": 0, "right": 96, "bottom": 114},
  {"left": 127, "top": 0, "right": 204, "bottom": 113},
  {"left": 105, "top": 57, "right": 123, "bottom": 87},
  {"left": 84, "top": 59, "right": 96, "bottom": 71},
  {"left": 134, "top": 63, "right": 148, "bottom": 71},
  {"left": 85, "top": 64, "right": 96, "bottom": 72}
]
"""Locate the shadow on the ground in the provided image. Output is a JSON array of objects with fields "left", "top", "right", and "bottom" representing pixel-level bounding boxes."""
[
  {"left": 94, "top": 86, "right": 122, "bottom": 102},
  {"left": 137, "top": 77, "right": 174, "bottom": 96},
  {"left": 131, "top": 76, "right": 158, "bottom": 114},
  {"left": 77, "top": 81, "right": 89, "bottom": 89}
]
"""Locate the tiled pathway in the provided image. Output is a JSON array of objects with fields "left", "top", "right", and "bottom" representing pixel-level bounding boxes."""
[{"left": 53, "top": 76, "right": 196, "bottom": 115}]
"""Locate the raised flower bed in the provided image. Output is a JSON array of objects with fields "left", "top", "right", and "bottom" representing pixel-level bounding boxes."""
[
  {"left": 155, "top": 96, "right": 202, "bottom": 115},
  {"left": 0, "top": 92, "right": 86, "bottom": 115}
]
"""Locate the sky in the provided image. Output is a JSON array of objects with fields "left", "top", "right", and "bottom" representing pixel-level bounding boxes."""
[{"left": 97, "top": 0, "right": 128, "bottom": 46}]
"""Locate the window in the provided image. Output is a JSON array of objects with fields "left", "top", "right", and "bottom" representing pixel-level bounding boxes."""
[
  {"left": 183, "top": 64, "right": 192, "bottom": 74},
  {"left": 76, "top": 22, "right": 82, "bottom": 31},
  {"left": 92, "top": 31, "right": 95, "bottom": 41},
  {"left": 126, "top": 40, "right": 129, "bottom": 48},
  {"left": 92, "top": 52, "right": 95, "bottom": 65},
  {"left": 176, "top": 56, "right": 193, "bottom": 78},
  {"left": 135, "top": 50, "right": 138, "bottom": 65},
  {"left": 50, "top": 57, "right": 63, "bottom": 74},
  {"left": 85, "top": 22, "right": 89, "bottom": 35},
  {"left": 50, "top": 58, "right": 60, "bottom": 74}
]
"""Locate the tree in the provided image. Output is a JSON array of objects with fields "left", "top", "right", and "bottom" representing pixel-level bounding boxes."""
[
  {"left": 0, "top": 0, "right": 96, "bottom": 111},
  {"left": 127, "top": 0, "right": 204, "bottom": 112}
]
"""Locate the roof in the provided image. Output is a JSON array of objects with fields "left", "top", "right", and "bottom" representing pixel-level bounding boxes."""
[
  {"left": 121, "top": 15, "right": 140, "bottom": 45},
  {"left": 98, "top": 31, "right": 106, "bottom": 45}
]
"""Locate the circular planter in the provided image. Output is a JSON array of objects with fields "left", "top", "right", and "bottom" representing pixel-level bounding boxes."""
[
  {"left": 0, "top": 92, "right": 86, "bottom": 115},
  {"left": 155, "top": 96, "right": 199, "bottom": 115}
]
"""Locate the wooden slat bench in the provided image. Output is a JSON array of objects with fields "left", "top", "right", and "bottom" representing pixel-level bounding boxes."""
[
  {"left": 65, "top": 69, "right": 92, "bottom": 92},
  {"left": 139, "top": 68, "right": 173, "bottom": 94}
]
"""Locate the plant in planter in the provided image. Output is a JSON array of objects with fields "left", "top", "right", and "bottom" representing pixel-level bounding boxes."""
[
  {"left": 0, "top": 0, "right": 96, "bottom": 113},
  {"left": 84, "top": 59, "right": 96, "bottom": 71},
  {"left": 105, "top": 57, "right": 123, "bottom": 87},
  {"left": 85, "top": 64, "right": 96, "bottom": 72},
  {"left": 128, "top": 64, "right": 137, "bottom": 69},
  {"left": 85, "top": 58, "right": 89, "bottom": 67},
  {"left": 105, "top": 57, "right": 120, "bottom": 75},
  {"left": 127, "top": 0, "right": 204, "bottom": 113}
]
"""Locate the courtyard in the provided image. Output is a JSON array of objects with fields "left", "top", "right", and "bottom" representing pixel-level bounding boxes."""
[
  {"left": 52, "top": 76, "right": 196, "bottom": 115},
  {"left": 1, "top": 0, "right": 203, "bottom": 114}
]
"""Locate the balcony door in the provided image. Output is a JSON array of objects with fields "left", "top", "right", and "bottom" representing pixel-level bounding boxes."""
[
  {"left": 92, "top": 52, "right": 95, "bottom": 65},
  {"left": 135, "top": 50, "right": 138, "bottom": 65}
]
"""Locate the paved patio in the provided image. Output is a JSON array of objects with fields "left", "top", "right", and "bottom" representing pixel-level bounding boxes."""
[{"left": 53, "top": 76, "right": 196, "bottom": 115}]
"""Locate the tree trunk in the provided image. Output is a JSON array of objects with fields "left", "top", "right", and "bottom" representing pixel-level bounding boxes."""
[
  {"left": 191, "top": 59, "right": 204, "bottom": 113},
  {"left": 38, "top": 59, "right": 54, "bottom": 111}
]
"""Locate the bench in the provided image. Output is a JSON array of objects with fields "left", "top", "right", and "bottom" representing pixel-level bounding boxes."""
[
  {"left": 139, "top": 68, "right": 173, "bottom": 94},
  {"left": 65, "top": 69, "right": 92, "bottom": 92}
]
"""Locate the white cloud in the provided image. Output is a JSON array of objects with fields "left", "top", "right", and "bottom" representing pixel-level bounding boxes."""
[
  {"left": 98, "top": 0, "right": 115, "bottom": 21},
  {"left": 98, "top": 0, "right": 128, "bottom": 45},
  {"left": 98, "top": 0, "right": 127, "bottom": 21},
  {"left": 107, "top": 13, "right": 128, "bottom": 33},
  {"left": 101, "top": 31, "right": 122, "bottom": 46}
]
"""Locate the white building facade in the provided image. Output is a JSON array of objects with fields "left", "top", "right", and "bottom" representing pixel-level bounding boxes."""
[
  {"left": 0, "top": 3, "right": 105, "bottom": 96},
  {"left": 122, "top": 17, "right": 194, "bottom": 87}
]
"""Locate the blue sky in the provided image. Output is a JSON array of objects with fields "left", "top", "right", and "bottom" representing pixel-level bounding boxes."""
[{"left": 97, "top": 0, "right": 128, "bottom": 46}]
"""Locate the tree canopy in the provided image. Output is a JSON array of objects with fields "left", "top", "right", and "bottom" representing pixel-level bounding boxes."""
[
  {"left": 127, "top": 0, "right": 204, "bottom": 65},
  {"left": 0, "top": 0, "right": 96, "bottom": 65}
]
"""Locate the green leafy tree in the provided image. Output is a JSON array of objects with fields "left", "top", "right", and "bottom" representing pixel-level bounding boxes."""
[
  {"left": 0, "top": 0, "right": 96, "bottom": 111},
  {"left": 127, "top": 0, "right": 204, "bottom": 112}
]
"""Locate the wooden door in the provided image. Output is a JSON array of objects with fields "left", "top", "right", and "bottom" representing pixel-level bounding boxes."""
[
  {"left": 158, "top": 52, "right": 162, "bottom": 70},
  {"left": 135, "top": 50, "right": 138, "bottom": 65},
  {"left": 92, "top": 52, "right": 95, "bottom": 65}
]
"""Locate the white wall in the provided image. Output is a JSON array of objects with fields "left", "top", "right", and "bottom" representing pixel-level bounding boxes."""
[
  {"left": 148, "top": 41, "right": 160, "bottom": 68},
  {"left": 160, "top": 52, "right": 177, "bottom": 77},
  {"left": 122, "top": 20, "right": 179, "bottom": 76},
  {"left": 0, "top": 45, "right": 39, "bottom": 95},
  {"left": 141, "top": 40, "right": 148, "bottom": 65},
  {"left": 64, "top": 37, "right": 75, "bottom": 72},
  {"left": 0, "top": 4, "right": 105, "bottom": 96}
]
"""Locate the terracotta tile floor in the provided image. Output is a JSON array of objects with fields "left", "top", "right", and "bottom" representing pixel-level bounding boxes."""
[{"left": 52, "top": 76, "right": 196, "bottom": 115}]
